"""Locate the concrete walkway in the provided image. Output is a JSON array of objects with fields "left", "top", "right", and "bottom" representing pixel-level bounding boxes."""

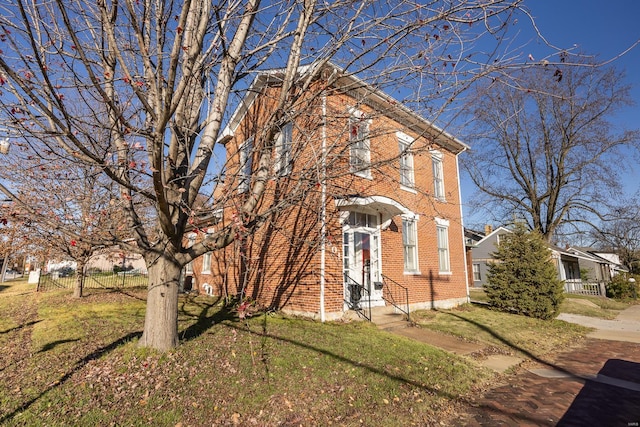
[
  {"left": 370, "top": 306, "right": 525, "bottom": 373},
  {"left": 558, "top": 303, "right": 640, "bottom": 342}
]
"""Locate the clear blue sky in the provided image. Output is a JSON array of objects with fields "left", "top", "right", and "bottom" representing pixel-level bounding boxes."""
[{"left": 460, "top": 0, "right": 640, "bottom": 226}]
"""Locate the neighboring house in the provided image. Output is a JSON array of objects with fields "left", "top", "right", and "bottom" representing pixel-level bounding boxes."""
[
  {"left": 468, "top": 226, "right": 512, "bottom": 288},
  {"left": 548, "top": 246, "right": 582, "bottom": 291},
  {"left": 189, "top": 62, "right": 470, "bottom": 320},
  {"left": 566, "top": 247, "right": 627, "bottom": 281},
  {"left": 46, "top": 249, "right": 148, "bottom": 274},
  {"left": 469, "top": 225, "right": 626, "bottom": 296}
]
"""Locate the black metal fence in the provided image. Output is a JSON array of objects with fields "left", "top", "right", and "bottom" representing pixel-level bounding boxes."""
[{"left": 37, "top": 271, "right": 148, "bottom": 292}]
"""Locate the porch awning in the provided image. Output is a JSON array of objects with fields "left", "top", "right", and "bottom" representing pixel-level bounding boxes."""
[{"left": 335, "top": 195, "right": 411, "bottom": 227}]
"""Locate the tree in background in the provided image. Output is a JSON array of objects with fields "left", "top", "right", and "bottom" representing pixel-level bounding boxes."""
[
  {"left": 0, "top": 0, "right": 553, "bottom": 350},
  {"left": 485, "top": 224, "right": 564, "bottom": 320},
  {"left": 463, "top": 58, "right": 639, "bottom": 243},
  {"left": 590, "top": 204, "right": 640, "bottom": 273}
]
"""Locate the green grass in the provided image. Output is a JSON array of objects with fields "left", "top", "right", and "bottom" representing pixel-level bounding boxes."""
[
  {"left": 413, "top": 303, "right": 590, "bottom": 358},
  {"left": 470, "top": 287, "right": 631, "bottom": 320},
  {"left": 1, "top": 283, "right": 489, "bottom": 426},
  {"left": 2, "top": 280, "right": 628, "bottom": 426}
]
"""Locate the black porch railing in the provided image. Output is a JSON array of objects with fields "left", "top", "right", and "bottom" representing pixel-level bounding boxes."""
[
  {"left": 380, "top": 274, "right": 410, "bottom": 322},
  {"left": 343, "top": 273, "right": 372, "bottom": 321}
]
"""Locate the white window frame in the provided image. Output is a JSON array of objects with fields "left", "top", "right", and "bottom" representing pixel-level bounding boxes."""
[
  {"left": 473, "top": 263, "right": 481, "bottom": 281},
  {"left": 274, "top": 122, "right": 292, "bottom": 176},
  {"left": 431, "top": 150, "right": 445, "bottom": 201},
  {"left": 202, "top": 252, "right": 212, "bottom": 274},
  {"left": 348, "top": 108, "right": 371, "bottom": 178},
  {"left": 185, "top": 233, "right": 196, "bottom": 274},
  {"left": 397, "top": 131, "right": 415, "bottom": 189},
  {"left": 238, "top": 137, "right": 254, "bottom": 193},
  {"left": 402, "top": 215, "right": 419, "bottom": 273},
  {"left": 435, "top": 218, "right": 450, "bottom": 273}
]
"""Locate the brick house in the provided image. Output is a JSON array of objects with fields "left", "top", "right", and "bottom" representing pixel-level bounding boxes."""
[{"left": 188, "top": 62, "right": 470, "bottom": 320}]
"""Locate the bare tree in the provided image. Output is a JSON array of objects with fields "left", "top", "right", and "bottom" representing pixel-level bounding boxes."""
[
  {"left": 463, "top": 57, "right": 639, "bottom": 242},
  {"left": 590, "top": 204, "right": 640, "bottom": 273},
  {"left": 0, "top": 0, "right": 547, "bottom": 350}
]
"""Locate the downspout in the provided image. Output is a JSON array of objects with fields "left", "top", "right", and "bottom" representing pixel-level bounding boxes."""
[
  {"left": 319, "top": 92, "right": 327, "bottom": 322},
  {"left": 456, "top": 149, "right": 470, "bottom": 303}
]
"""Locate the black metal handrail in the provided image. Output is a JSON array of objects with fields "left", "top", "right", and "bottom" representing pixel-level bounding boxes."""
[
  {"left": 380, "top": 274, "right": 410, "bottom": 322},
  {"left": 343, "top": 273, "right": 372, "bottom": 321}
]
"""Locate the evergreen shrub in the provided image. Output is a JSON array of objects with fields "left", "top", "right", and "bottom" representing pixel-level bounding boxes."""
[{"left": 485, "top": 224, "right": 565, "bottom": 320}]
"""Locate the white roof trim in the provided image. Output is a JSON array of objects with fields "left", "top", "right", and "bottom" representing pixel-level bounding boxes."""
[{"left": 220, "top": 61, "right": 469, "bottom": 153}]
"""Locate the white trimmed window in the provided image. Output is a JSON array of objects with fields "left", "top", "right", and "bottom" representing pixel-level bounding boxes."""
[
  {"left": 431, "top": 150, "right": 445, "bottom": 201},
  {"left": 185, "top": 233, "right": 196, "bottom": 274},
  {"left": 402, "top": 218, "right": 419, "bottom": 272},
  {"left": 238, "top": 137, "right": 254, "bottom": 193},
  {"left": 202, "top": 252, "right": 212, "bottom": 274},
  {"left": 473, "top": 263, "right": 481, "bottom": 281},
  {"left": 436, "top": 219, "right": 450, "bottom": 273},
  {"left": 349, "top": 109, "right": 371, "bottom": 177},
  {"left": 397, "top": 132, "right": 415, "bottom": 188},
  {"left": 274, "top": 122, "right": 292, "bottom": 176}
]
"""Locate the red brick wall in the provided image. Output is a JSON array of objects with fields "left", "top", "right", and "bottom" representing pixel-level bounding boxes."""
[{"left": 191, "top": 84, "right": 468, "bottom": 316}]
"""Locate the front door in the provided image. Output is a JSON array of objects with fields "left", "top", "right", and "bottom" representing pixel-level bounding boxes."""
[{"left": 343, "top": 213, "right": 383, "bottom": 308}]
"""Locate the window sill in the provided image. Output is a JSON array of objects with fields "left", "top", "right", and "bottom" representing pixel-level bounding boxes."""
[
  {"left": 352, "top": 170, "right": 373, "bottom": 180},
  {"left": 438, "top": 271, "right": 452, "bottom": 276},
  {"left": 400, "top": 185, "right": 417, "bottom": 194},
  {"left": 404, "top": 270, "right": 421, "bottom": 275}
]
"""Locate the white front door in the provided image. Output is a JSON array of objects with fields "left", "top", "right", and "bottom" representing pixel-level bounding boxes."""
[{"left": 343, "top": 213, "right": 383, "bottom": 308}]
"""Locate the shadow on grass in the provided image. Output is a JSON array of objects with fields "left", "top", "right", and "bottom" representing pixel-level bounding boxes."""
[
  {"left": 178, "top": 295, "right": 238, "bottom": 341},
  {"left": 438, "top": 309, "right": 579, "bottom": 372},
  {"left": 0, "top": 319, "right": 42, "bottom": 335},
  {"left": 0, "top": 331, "right": 142, "bottom": 425},
  {"left": 36, "top": 338, "right": 81, "bottom": 354},
  {"left": 223, "top": 316, "right": 471, "bottom": 405}
]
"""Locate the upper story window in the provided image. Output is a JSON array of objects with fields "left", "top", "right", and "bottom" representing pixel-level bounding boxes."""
[
  {"left": 202, "top": 252, "right": 212, "bottom": 274},
  {"left": 274, "top": 122, "right": 292, "bottom": 176},
  {"left": 397, "top": 132, "right": 415, "bottom": 189},
  {"left": 431, "top": 150, "right": 445, "bottom": 201},
  {"left": 185, "top": 233, "right": 196, "bottom": 274},
  {"left": 349, "top": 109, "right": 371, "bottom": 178},
  {"left": 238, "top": 137, "right": 254, "bottom": 193}
]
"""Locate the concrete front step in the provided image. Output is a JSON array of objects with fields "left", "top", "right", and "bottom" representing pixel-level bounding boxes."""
[{"left": 370, "top": 306, "right": 411, "bottom": 330}]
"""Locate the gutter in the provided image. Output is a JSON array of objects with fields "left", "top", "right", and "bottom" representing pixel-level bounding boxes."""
[{"left": 456, "top": 147, "right": 471, "bottom": 303}]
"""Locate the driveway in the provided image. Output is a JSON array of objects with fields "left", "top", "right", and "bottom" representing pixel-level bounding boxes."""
[{"left": 456, "top": 304, "right": 640, "bottom": 426}]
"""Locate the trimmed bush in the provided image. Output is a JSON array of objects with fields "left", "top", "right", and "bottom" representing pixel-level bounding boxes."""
[{"left": 485, "top": 224, "right": 565, "bottom": 320}]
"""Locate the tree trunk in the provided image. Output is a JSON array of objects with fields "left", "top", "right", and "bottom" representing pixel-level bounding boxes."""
[
  {"left": 73, "top": 260, "right": 85, "bottom": 298},
  {"left": 139, "top": 255, "right": 182, "bottom": 351}
]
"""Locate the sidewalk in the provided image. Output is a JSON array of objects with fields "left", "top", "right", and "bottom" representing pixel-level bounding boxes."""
[
  {"left": 456, "top": 304, "right": 640, "bottom": 426},
  {"left": 558, "top": 303, "right": 640, "bottom": 342}
]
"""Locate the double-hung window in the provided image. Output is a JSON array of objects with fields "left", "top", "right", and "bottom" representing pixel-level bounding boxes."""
[
  {"left": 274, "top": 122, "right": 292, "bottom": 176},
  {"left": 436, "top": 219, "right": 450, "bottom": 273},
  {"left": 397, "top": 132, "right": 415, "bottom": 188},
  {"left": 349, "top": 109, "right": 371, "bottom": 177},
  {"left": 238, "top": 137, "right": 254, "bottom": 193},
  {"left": 185, "top": 233, "right": 196, "bottom": 274},
  {"left": 402, "top": 218, "right": 419, "bottom": 272},
  {"left": 472, "top": 263, "right": 481, "bottom": 281},
  {"left": 202, "top": 252, "right": 212, "bottom": 274},
  {"left": 431, "top": 150, "right": 445, "bottom": 201}
]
